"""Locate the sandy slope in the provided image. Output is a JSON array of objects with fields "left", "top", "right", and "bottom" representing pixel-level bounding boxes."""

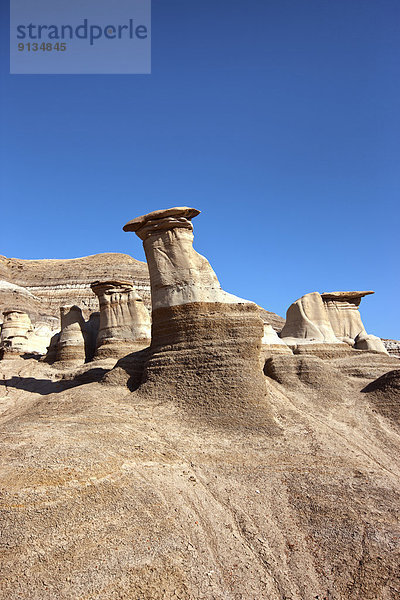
[{"left": 0, "top": 352, "right": 399, "bottom": 600}]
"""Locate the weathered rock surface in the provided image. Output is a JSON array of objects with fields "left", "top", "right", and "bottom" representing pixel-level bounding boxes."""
[
  {"left": 0, "top": 347, "right": 399, "bottom": 599},
  {"left": 0, "top": 211, "right": 398, "bottom": 599},
  {"left": 280, "top": 291, "right": 340, "bottom": 344},
  {"left": 124, "top": 208, "right": 271, "bottom": 419},
  {"left": 0, "top": 253, "right": 285, "bottom": 354},
  {"left": 55, "top": 305, "right": 87, "bottom": 365},
  {"left": 124, "top": 207, "right": 250, "bottom": 309},
  {"left": 382, "top": 338, "right": 400, "bottom": 358},
  {"left": 0, "top": 253, "right": 151, "bottom": 324},
  {"left": 91, "top": 280, "right": 151, "bottom": 360},
  {"left": 0, "top": 310, "right": 53, "bottom": 357},
  {"left": 321, "top": 290, "right": 373, "bottom": 343},
  {"left": 280, "top": 290, "right": 388, "bottom": 355},
  {"left": 261, "top": 323, "right": 292, "bottom": 361},
  {"left": 354, "top": 331, "right": 388, "bottom": 354}
]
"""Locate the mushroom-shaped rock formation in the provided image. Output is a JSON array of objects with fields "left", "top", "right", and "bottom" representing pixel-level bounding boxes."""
[
  {"left": 0, "top": 310, "right": 32, "bottom": 356},
  {"left": 280, "top": 290, "right": 388, "bottom": 356},
  {"left": 280, "top": 292, "right": 340, "bottom": 344},
  {"left": 123, "top": 208, "right": 272, "bottom": 424},
  {"left": 56, "top": 305, "right": 87, "bottom": 364},
  {"left": 123, "top": 207, "right": 248, "bottom": 309},
  {"left": 321, "top": 291, "right": 374, "bottom": 343},
  {"left": 91, "top": 280, "right": 151, "bottom": 360}
]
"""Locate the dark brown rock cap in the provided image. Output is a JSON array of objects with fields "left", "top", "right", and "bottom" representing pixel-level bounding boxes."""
[
  {"left": 123, "top": 207, "right": 200, "bottom": 232},
  {"left": 91, "top": 280, "right": 134, "bottom": 291},
  {"left": 321, "top": 291, "right": 374, "bottom": 301}
]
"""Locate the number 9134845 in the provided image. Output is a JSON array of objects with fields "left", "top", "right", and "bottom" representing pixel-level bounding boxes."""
[{"left": 18, "top": 43, "right": 67, "bottom": 51}]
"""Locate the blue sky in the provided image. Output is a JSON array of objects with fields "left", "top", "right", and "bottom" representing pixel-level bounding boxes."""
[{"left": 1, "top": 0, "right": 399, "bottom": 338}]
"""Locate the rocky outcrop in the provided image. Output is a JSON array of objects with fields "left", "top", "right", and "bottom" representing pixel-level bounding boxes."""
[
  {"left": 321, "top": 290, "right": 373, "bottom": 344},
  {"left": 382, "top": 338, "right": 400, "bottom": 358},
  {"left": 91, "top": 280, "right": 151, "bottom": 360},
  {"left": 280, "top": 290, "right": 388, "bottom": 355},
  {"left": 261, "top": 323, "right": 292, "bottom": 361},
  {"left": 123, "top": 208, "right": 272, "bottom": 422},
  {"left": 280, "top": 291, "right": 340, "bottom": 344},
  {"left": 123, "top": 207, "right": 249, "bottom": 309},
  {"left": 354, "top": 331, "right": 388, "bottom": 354}
]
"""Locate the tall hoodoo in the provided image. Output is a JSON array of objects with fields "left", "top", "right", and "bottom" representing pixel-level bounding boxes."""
[
  {"left": 123, "top": 208, "right": 271, "bottom": 422},
  {"left": 90, "top": 280, "right": 151, "bottom": 360},
  {"left": 123, "top": 207, "right": 247, "bottom": 309}
]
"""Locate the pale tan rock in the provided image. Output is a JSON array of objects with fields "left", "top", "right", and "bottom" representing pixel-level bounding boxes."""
[
  {"left": 0, "top": 310, "right": 32, "bottom": 354},
  {"left": 354, "top": 331, "right": 388, "bottom": 354},
  {"left": 56, "top": 305, "right": 86, "bottom": 364},
  {"left": 261, "top": 324, "right": 292, "bottom": 360},
  {"left": 321, "top": 291, "right": 374, "bottom": 342},
  {"left": 91, "top": 280, "right": 151, "bottom": 360},
  {"left": 124, "top": 208, "right": 250, "bottom": 310},
  {"left": 124, "top": 208, "right": 270, "bottom": 415},
  {"left": 280, "top": 292, "right": 339, "bottom": 344}
]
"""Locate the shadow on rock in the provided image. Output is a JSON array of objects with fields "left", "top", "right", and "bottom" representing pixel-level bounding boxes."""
[
  {"left": 361, "top": 369, "right": 400, "bottom": 425},
  {"left": 0, "top": 367, "right": 109, "bottom": 396}
]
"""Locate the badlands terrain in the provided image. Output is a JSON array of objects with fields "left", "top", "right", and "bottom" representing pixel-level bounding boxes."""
[{"left": 0, "top": 207, "right": 399, "bottom": 600}]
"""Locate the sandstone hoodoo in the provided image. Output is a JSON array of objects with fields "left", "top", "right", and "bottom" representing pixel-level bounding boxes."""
[
  {"left": 321, "top": 290, "right": 374, "bottom": 343},
  {"left": 55, "top": 305, "right": 87, "bottom": 365},
  {"left": 91, "top": 280, "right": 151, "bottom": 360},
  {"left": 0, "top": 310, "right": 32, "bottom": 355},
  {"left": 123, "top": 207, "right": 270, "bottom": 420},
  {"left": 280, "top": 290, "right": 388, "bottom": 356}
]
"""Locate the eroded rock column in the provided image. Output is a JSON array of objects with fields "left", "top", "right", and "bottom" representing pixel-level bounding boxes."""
[
  {"left": 0, "top": 310, "right": 32, "bottom": 356},
  {"left": 56, "top": 305, "right": 86, "bottom": 364},
  {"left": 91, "top": 280, "right": 151, "bottom": 360},
  {"left": 123, "top": 208, "right": 272, "bottom": 424}
]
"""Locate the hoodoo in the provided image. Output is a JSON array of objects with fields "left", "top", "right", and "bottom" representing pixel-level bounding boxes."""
[
  {"left": 0, "top": 310, "right": 32, "bottom": 355},
  {"left": 91, "top": 280, "right": 151, "bottom": 360},
  {"left": 123, "top": 207, "right": 271, "bottom": 421},
  {"left": 55, "top": 305, "right": 87, "bottom": 365}
]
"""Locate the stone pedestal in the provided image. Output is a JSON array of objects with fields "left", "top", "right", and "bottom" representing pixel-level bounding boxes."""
[
  {"left": 123, "top": 208, "right": 273, "bottom": 426},
  {"left": 1, "top": 310, "right": 32, "bottom": 356},
  {"left": 91, "top": 280, "right": 151, "bottom": 360},
  {"left": 56, "top": 305, "right": 86, "bottom": 364}
]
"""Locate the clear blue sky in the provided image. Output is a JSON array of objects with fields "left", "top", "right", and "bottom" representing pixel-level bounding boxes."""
[{"left": 1, "top": 1, "right": 399, "bottom": 338}]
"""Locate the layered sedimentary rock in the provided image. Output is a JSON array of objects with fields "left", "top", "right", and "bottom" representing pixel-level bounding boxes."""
[
  {"left": 261, "top": 323, "right": 292, "bottom": 360},
  {"left": 382, "top": 338, "right": 400, "bottom": 358},
  {"left": 0, "top": 254, "right": 286, "bottom": 347},
  {"left": 0, "top": 310, "right": 32, "bottom": 355},
  {"left": 123, "top": 208, "right": 271, "bottom": 420},
  {"left": 0, "top": 253, "right": 151, "bottom": 326},
  {"left": 321, "top": 290, "right": 373, "bottom": 344},
  {"left": 280, "top": 290, "right": 388, "bottom": 355},
  {"left": 124, "top": 207, "right": 249, "bottom": 309},
  {"left": 91, "top": 280, "right": 151, "bottom": 360},
  {"left": 55, "top": 305, "right": 87, "bottom": 364}
]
